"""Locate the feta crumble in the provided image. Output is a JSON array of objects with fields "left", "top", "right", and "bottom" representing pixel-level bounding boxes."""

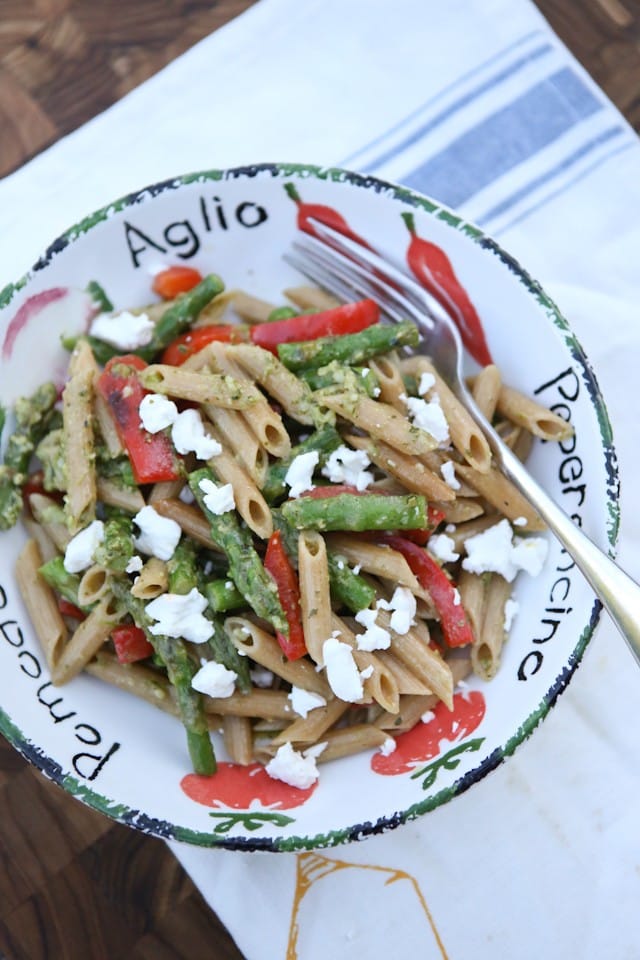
[
  {"left": 284, "top": 451, "right": 319, "bottom": 498},
  {"left": 440, "top": 460, "right": 461, "bottom": 490},
  {"left": 191, "top": 660, "right": 237, "bottom": 698},
  {"left": 288, "top": 686, "right": 327, "bottom": 718},
  {"left": 418, "top": 372, "right": 436, "bottom": 395},
  {"left": 171, "top": 408, "right": 222, "bottom": 460},
  {"left": 63, "top": 520, "right": 105, "bottom": 573},
  {"left": 428, "top": 533, "right": 460, "bottom": 563},
  {"left": 90, "top": 310, "right": 154, "bottom": 350},
  {"left": 375, "top": 586, "right": 416, "bottom": 635},
  {"left": 266, "top": 741, "right": 321, "bottom": 789},
  {"left": 126, "top": 554, "right": 143, "bottom": 574},
  {"left": 462, "top": 518, "right": 548, "bottom": 582},
  {"left": 421, "top": 709, "right": 436, "bottom": 723},
  {"left": 250, "top": 667, "right": 275, "bottom": 688},
  {"left": 379, "top": 737, "right": 397, "bottom": 756},
  {"left": 504, "top": 598, "right": 519, "bottom": 631},
  {"left": 321, "top": 444, "right": 373, "bottom": 491},
  {"left": 402, "top": 394, "right": 450, "bottom": 444},
  {"left": 198, "top": 477, "right": 235, "bottom": 515},
  {"left": 139, "top": 393, "right": 178, "bottom": 433},
  {"left": 322, "top": 635, "right": 364, "bottom": 701},
  {"left": 133, "top": 505, "right": 181, "bottom": 561},
  {"left": 354, "top": 607, "right": 391, "bottom": 651},
  {"left": 145, "top": 587, "right": 213, "bottom": 644}
]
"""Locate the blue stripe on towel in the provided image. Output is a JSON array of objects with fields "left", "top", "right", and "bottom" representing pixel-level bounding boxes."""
[
  {"left": 478, "top": 125, "right": 625, "bottom": 225},
  {"left": 401, "top": 67, "right": 603, "bottom": 208},
  {"left": 361, "top": 42, "right": 553, "bottom": 174},
  {"left": 341, "top": 30, "right": 546, "bottom": 169}
]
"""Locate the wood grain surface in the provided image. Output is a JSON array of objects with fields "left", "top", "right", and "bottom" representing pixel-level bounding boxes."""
[{"left": 0, "top": 1, "right": 639, "bottom": 958}]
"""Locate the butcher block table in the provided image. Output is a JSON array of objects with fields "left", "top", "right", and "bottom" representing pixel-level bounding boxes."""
[{"left": 0, "top": 1, "right": 639, "bottom": 957}]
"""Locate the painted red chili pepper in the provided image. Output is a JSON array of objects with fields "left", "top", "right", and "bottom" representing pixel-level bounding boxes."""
[
  {"left": 111, "top": 624, "right": 154, "bottom": 663},
  {"left": 402, "top": 211, "right": 493, "bottom": 367},
  {"left": 251, "top": 299, "right": 379, "bottom": 354},
  {"left": 58, "top": 598, "right": 86, "bottom": 622},
  {"left": 161, "top": 324, "right": 248, "bottom": 366},
  {"left": 284, "top": 182, "right": 372, "bottom": 247},
  {"left": 96, "top": 354, "right": 181, "bottom": 485},
  {"left": 379, "top": 533, "right": 474, "bottom": 647},
  {"left": 264, "top": 530, "right": 307, "bottom": 660},
  {"left": 152, "top": 265, "right": 203, "bottom": 300}
]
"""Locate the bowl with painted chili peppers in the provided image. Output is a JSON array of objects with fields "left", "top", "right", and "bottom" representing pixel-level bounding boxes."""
[{"left": 0, "top": 163, "right": 617, "bottom": 849}]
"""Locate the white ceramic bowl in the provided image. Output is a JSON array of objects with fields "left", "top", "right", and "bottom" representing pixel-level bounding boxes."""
[{"left": 0, "top": 163, "right": 618, "bottom": 850}]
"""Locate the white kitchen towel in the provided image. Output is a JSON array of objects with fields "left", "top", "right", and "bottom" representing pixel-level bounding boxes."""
[{"left": 1, "top": 1, "right": 640, "bottom": 958}]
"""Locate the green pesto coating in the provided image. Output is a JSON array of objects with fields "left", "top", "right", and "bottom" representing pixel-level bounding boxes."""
[
  {"left": 167, "top": 538, "right": 198, "bottom": 595},
  {"left": 262, "top": 425, "right": 342, "bottom": 504},
  {"left": 93, "top": 516, "right": 135, "bottom": 574},
  {"left": 277, "top": 320, "right": 420, "bottom": 372},
  {"left": 300, "top": 361, "right": 380, "bottom": 398},
  {"left": 111, "top": 578, "right": 216, "bottom": 775},
  {"left": 188, "top": 467, "right": 287, "bottom": 636},
  {"left": 267, "top": 306, "right": 299, "bottom": 322},
  {"left": 95, "top": 448, "right": 137, "bottom": 489},
  {"left": 281, "top": 492, "right": 428, "bottom": 532},
  {"left": 0, "top": 382, "right": 58, "bottom": 530},
  {"left": 206, "top": 616, "right": 251, "bottom": 693},
  {"left": 203, "top": 578, "right": 246, "bottom": 613},
  {"left": 36, "top": 428, "right": 67, "bottom": 492},
  {"left": 38, "top": 557, "right": 83, "bottom": 608}
]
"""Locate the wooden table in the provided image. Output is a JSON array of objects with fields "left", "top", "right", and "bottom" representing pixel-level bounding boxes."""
[{"left": 0, "top": 1, "right": 638, "bottom": 957}]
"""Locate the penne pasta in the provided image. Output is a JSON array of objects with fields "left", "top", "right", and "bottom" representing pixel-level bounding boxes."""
[
  {"left": 298, "top": 531, "right": 333, "bottom": 666},
  {"left": 227, "top": 343, "right": 319, "bottom": 426},
  {"left": 320, "top": 390, "right": 438, "bottom": 457},
  {"left": 16, "top": 539, "right": 68, "bottom": 669},
  {"left": 130, "top": 557, "right": 168, "bottom": 599},
  {"left": 63, "top": 339, "right": 98, "bottom": 531},
  {"left": 224, "top": 618, "right": 331, "bottom": 697},
  {"left": 139, "top": 364, "right": 262, "bottom": 409},
  {"left": 495, "top": 384, "right": 574, "bottom": 441},
  {"left": 472, "top": 575, "right": 513, "bottom": 681},
  {"left": 51, "top": 593, "right": 122, "bottom": 685},
  {"left": 223, "top": 715, "right": 254, "bottom": 765},
  {"left": 283, "top": 285, "right": 341, "bottom": 311}
]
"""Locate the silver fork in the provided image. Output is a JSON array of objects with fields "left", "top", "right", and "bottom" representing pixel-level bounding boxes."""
[{"left": 286, "top": 218, "right": 640, "bottom": 664}]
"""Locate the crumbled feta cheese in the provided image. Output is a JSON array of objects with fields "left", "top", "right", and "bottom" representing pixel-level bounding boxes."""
[
  {"left": 63, "top": 520, "right": 105, "bottom": 573},
  {"left": 171, "top": 408, "right": 222, "bottom": 460},
  {"left": 179, "top": 485, "right": 195, "bottom": 504},
  {"left": 191, "top": 660, "right": 237, "bottom": 698},
  {"left": 421, "top": 709, "right": 436, "bottom": 723},
  {"left": 288, "top": 686, "right": 327, "bottom": 718},
  {"left": 513, "top": 516, "right": 528, "bottom": 527},
  {"left": 321, "top": 444, "right": 373, "bottom": 491},
  {"left": 403, "top": 394, "right": 450, "bottom": 444},
  {"left": 379, "top": 737, "right": 396, "bottom": 756},
  {"left": 284, "top": 451, "right": 319, "bottom": 498},
  {"left": 145, "top": 587, "right": 213, "bottom": 644},
  {"left": 90, "top": 310, "right": 154, "bottom": 350},
  {"left": 418, "top": 372, "right": 436, "bottom": 395},
  {"left": 462, "top": 518, "right": 548, "bottom": 582},
  {"left": 250, "top": 667, "right": 274, "bottom": 688},
  {"left": 428, "top": 533, "right": 460, "bottom": 563},
  {"left": 322, "top": 636, "right": 364, "bottom": 701},
  {"left": 126, "top": 554, "right": 143, "bottom": 574},
  {"left": 139, "top": 393, "right": 178, "bottom": 433},
  {"left": 359, "top": 664, "right": 374, "bottom": 680},
  {"left": 504, "top": 598, "right": 519, "bottom": 631},
  {"left": 452, "top": 588, "right": 461, "bottom": 606},
  {"left": 386, "top": 586, "right": 417, "bottom": 634},
  {"left": 440, "top": 460, "right": 461, "bottom": 490},
  {"left": 133, "top": 505, "right": 181, "bottom": 561},
  {"left": 198, "top": 477, "right": 235, "bottom": 515},
  {"left": 266, "top": 741, "right": 321, "bottom": 789},
  {"left": 354, "top": 607, "right": 391, "bottom": 651}
]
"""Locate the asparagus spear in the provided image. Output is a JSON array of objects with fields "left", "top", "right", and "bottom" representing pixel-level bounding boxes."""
[
  {"left": 281, "top": 492, "right": 428, "bottom": 532},
  {"left": 277, "top": 320, "right": 420, "bottom": 372},
  {"left": 262, "top": 425, "right": 342, "bottom": 504}
]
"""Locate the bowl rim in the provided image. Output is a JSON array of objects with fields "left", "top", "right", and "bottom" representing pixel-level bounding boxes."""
[{"left": 0, "top": 161, "right": 619, "bottom": 851}]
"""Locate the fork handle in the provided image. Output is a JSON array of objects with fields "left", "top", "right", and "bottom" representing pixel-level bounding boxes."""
[{"left": 495, "top": 438, "right": 640, "bottom": 661}]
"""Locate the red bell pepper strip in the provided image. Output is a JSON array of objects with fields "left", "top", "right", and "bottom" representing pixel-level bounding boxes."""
[
  {"left": 264, "top": 530, "right": 307, "bottom": 661},
  {"left": 58, "top": 598, "right": 86, "bottom": 621},
  {"left": 250, "top": 299, "right": 379, "bottom": 353},
  {"left": 284, "top": 182, "right": 372, "bottom": 248},
  {"left": 111, "top": 624, "right": 154, "bottom": 663},
  {"left": 152, "top": 265, "right": 203, "bottom": 300},
  {"left": 379, "top": 533, "right": 474, "bottom": 647},
  {"left": 401, "top": 212, "right": 493, "bottom": 367},
  {"left": 160, "top": 324, "right": 248, "bottom": 366},
  {"left": 96, "top": 354, "right": 181, "bottom": 484}
]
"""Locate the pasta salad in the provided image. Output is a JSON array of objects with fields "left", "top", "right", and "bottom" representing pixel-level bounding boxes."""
[{"left": 0, "top": 266, "right": 572, "bottom": 789}]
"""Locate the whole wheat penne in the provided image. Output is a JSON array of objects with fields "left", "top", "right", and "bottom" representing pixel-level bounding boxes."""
[
  {"left": 472, "top": 574, "right": 513, "bottom": 681},
  {"left": 77, "top": 564, "right": 110, "bottom": 606},
  {"left": 23, "top": 517, "right": 58, "bottom": 564},
  {"left": 202, "top": 689, "right": 293, "bottom": 720},
  {"left": 151, "top": 498, "right": 222, "bottom": 550},
  {"left": 326, "top": 534, "right": 432, "bottom": 604},
  {"left": 271, "top": 697, "right": 348, "bottom": 747},
  {"left": 470, "top": 364, "right": 502, "bottom": 420},
  {"left": 86, "top": 651, "right": 177, "bottom": 715},
  {"left": 346, "top": 433, "right": 455, "bottom": 502},
  {"left": 374, "top": 650, "right": 433, "bottom": 695},
  {"left": 227, "top": 343, "right": 318, "bottom": 426},
  {"left": 130, "top": 558, "right": 168, "bottom": 599},
  {"left": 283, "top": 285, "right": 341, "bottom": 311},
  {"left": 94, "top": 390, "right": 123, "bottom": 457},
  {"left": 96, "top": 477, "right": 146, "bottom": 514},
  {"left": 316, "top": 724, "right": 391, "bottom": 762},
  {"left": 202, "top": 419, "right": 272, "bottom": 539},
  {"left": 16, "top": 539, "right": 67, "bottom": 669},
  {"left": 375, "top": 608, "right": 454, "bottom": 709},
  {"left": 63, "top": 339, "right": 97, "bottom": 531},
  {"left": 454, "top": 461, "right": 545, "bottom": 531},
  {"left": 402, "top": 355, "right": 492, "bottom": 473},
  {"left": 139, "top": 364, "right": 261, "bottom": 409},
  {"left": 224, "top": 618, "right": 331, "bottom": 697},
  {"left": 28, "top": 493, "right": 72, "bottom": 552},
  {"left": 331, "top": 614, "right": 400, "bottom": 715},
  {"left": 223, "top": 715, "right": 254, "bottom": 765},
  {"left": 375, "top": 656, "right": 472, "bottom": 731},
  {"left": 298, "top": 531, "right": 333, "bottom": 666},
  {"left": 228, "top": 290, "right": 276, "bottom": 323},
  {"left": 496, "top": 384, "right": 574, "bottom": 441},
  {"left": 456, "top": 568, "right": 487, "bottom": 642},
  {"left": 51, "top": 593, "right": 122, "bottom": 685},
  {"left": 367, "top": 352, "right": 406, "bottom": 409},
  {"left": 148, "top": 479, "right": 186, "bottom": 504},
  {"left": 320, "top": 390, "right": 438, "bottom": 457},
  {"left": 433, "top": 497, "right": 485, "bottom": 525},
  {"left": 203, "top": 405, "right": 269, "bottom": 486}
]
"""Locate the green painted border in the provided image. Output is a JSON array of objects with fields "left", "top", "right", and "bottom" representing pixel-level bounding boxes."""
[{"left": 0, "top": 162, "right": 619, "bottom": 852}]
